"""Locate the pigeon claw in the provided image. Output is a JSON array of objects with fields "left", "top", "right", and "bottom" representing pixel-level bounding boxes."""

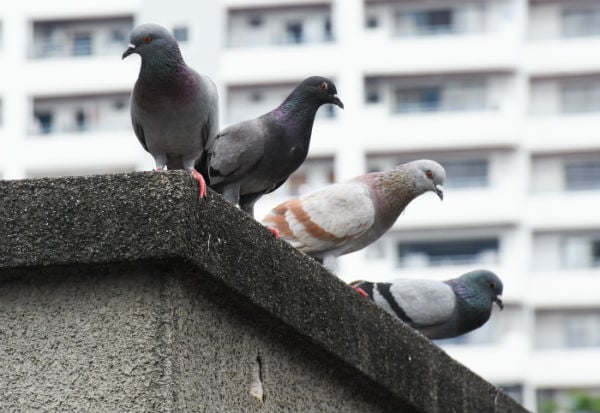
[
  {"left": 191, "top": 169, "right": 207, "bottom": 199},
  {"left": 267, "top": 226, "right": 280, "bottom": 239},
  {"left": 352, "top": 285, "right": 369, "bottom": 299}
]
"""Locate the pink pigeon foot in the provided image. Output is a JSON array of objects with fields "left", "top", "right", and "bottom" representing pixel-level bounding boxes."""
[
  {"left": 190, "top": 169, "right": 207, "bottom": 198},
  {"left": 352, "top": 285, "right": 369, "bottom": 299},
  {"left": 267, "top": 226, "right": 280, "bottom": 239}
]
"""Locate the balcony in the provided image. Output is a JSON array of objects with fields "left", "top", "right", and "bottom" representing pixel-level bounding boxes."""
[
  {"left": 30, "top": 93, "right": 130, "bottom": 136},
  {"left": 30, "top": 16, "right": 133, "bottom": 60},
  {"left": 361, "top": 0, "right": 518, "bottom": 74},
  {"left": 527, "top": 1, "right": 600, "bottom": 75},
  {"left": 227, "top": 4, "right": 333, "bottom": 48}
]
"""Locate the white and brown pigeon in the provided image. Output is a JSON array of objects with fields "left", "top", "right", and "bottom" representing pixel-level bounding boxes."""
[
  {"left": 198, "top": 76, "right": 343, "bottom": 216},
  {"left": 262, "top": 160, "right": 446, "bottom": 270},
  {"left": 351, "top": 270, "right": 504, "bottom": 340},
  {"left": 123, "top": 23, "right": 218, "bottom": 198}
]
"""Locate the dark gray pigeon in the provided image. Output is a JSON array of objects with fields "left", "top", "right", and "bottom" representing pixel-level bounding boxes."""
[
  {"left": 198, "top": 76, "right": 343, "bottom": 216},
  {"left": 123, "top": 23, "right": 218, "bottom": 197},
  {"left": 351, "top": 270, "right": 503, "bottom": 339}
]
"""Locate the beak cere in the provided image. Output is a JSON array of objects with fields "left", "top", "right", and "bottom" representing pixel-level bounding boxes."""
[
  {"left": 494, "top": 296, "right": 504, "bottom": 311},
  {"left": 331, "top": 94, "right": 344, "bottom": 109},
  {"left": 122, "top": 44, "right": 136, "bottom": 59},
  {"left": 435, "top": 184, "right": 444, "bottom": 201}
]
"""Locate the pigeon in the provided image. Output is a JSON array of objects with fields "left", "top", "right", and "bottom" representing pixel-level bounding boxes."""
[
  {"left": 351, "top": 270, "right": 504, "bottom": 339},
  {"left": 262, "top": 160, "right": 445, "bottom": 270},
  {"left": 198, "top": 76, "right": 343, "bottom": 216},
  {"left": 123, "top": 23, "right": 219, "bottom": 198}
]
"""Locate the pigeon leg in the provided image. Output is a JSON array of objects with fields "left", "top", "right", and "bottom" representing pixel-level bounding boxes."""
[
  {"left": 221, "top": 183, "right": 241, "bottom": 207},
  {"left": 154, "top": 154, "right": 167, "bottom": 171},
  {"left": 190, "top": 169, "right": 207, "bottom": 198},
  {"left": 352, "top": 285, "right": 369, "bottom": 299},
  {"left": 322, "top": 255, "right": 338, "bottom": 272}
]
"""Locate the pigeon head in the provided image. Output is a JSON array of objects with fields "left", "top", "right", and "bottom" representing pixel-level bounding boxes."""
[
  {"left": 460, "top": 269, "right": 504, "bottom": 311},
  {"left": 405, "top": 159, "right": 446, "bottom": 200},
  {"left": 297, "top": 76, "right": 344, "bottom": 109},
  {"left": 122, "top": 23, "right": 181, "bottom": 61}
]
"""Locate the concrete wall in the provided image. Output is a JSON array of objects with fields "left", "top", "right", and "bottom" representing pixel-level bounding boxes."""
[{"left": 0, "top": 171, "right": 530, "bottom": 412}]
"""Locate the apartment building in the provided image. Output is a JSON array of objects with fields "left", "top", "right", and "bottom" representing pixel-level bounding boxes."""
[{"left": 1, "top": 0, "right": 599, "bottom": 410}]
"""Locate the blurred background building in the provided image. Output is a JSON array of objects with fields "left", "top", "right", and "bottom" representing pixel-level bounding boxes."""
[{"left": 1, "top": 0, "right": 600, "bottom": 411}]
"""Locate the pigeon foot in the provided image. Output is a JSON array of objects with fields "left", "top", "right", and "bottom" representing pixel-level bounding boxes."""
[
  {"left": 267, "top": 226, "right": 280, "bottom": 239},
  {"left": 352, "top": 285, "right": 369, "bottom": 299},
  {"left": 190, "top": 169, "right": 207, "bottom": 198}
]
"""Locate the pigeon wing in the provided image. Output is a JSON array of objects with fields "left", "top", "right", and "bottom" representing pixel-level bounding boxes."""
[
  {"left": 376, "top": 279, "right": 457, "bottom": 328},
  {"left": 263, "top": 181, "right": 375, "bottom": 253},
  {"left": 207, "top": 118, "right": 266, "bottom": 185}
]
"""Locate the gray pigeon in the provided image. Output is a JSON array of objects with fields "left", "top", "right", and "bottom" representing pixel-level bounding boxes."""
[
  {"left": 351, "top": 270, "right": 504, "bottom": 339},
  {"left": 262, "top": 160, "right": 445, "bottom": 271},
  {"left": 123, "top": 23, "right": 218, "bottom": 197},
  {"left": 198, "top": 76, "right": 343, "bottom": 216}
]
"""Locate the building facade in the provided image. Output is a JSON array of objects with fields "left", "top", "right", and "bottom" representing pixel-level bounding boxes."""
[{"left": 1, "top": 0, "right": 600, "bottom": 411}]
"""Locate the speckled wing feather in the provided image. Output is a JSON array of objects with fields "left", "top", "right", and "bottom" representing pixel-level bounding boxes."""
[{"left": 263, "top": 181, "right": 375, "bottom": 253}]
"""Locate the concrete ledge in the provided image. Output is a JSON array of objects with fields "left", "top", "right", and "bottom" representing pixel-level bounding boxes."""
[{"left": 0, "top": 171, "right": 530, "bottom": 412}]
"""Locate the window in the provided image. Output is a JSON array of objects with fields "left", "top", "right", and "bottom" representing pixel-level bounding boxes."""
[
  {"left": 75, "top": 110, "right": 87, "bottom": 131},
  {"left": 562, "top": 235, "right": 600, "bottom": 268},
  {"left": 536, "top": 310, "right": 600, "bottom": 349},
  {"left": 72, "top": 33, "right": 92, "bottom": 56},
  {"left": 248, "top": 15, "right": 263, "bottom": 27},
  {"left": 365, "top": 79, "right": 381, "bottom": 103},
  {"left": 173, "top": 26, "right": 189, "bottom": 42},
  {"left": 366, "top": 15, "right": 379, "bottom": 29},
  {"left": 397, "top": 238, "right": 498, "bottom": 268},
  {"left": 562, "top": 8, "right": 600, "bottom": 38},
  {"left": 285, "top": 21, "right": 304, "bottom": 44},
  {"left": 110, "top": 29, "right": 126, "bottom": 44},
  {"left": 443, "top": 159, "right": 489, "bottom": 189},
  {"left": 34, "top": 112, "right": 53, "bottom": 134},
  {"left": 249, "top": 92, "right": 263, "bottom": 102},
  {"left": 284, "top": 158, "right": 335, "bottom": 196},
  {"left": 562, "top": 80, "right": 600, "bottom": 113},
  {"left": 323, "top": 17, "right": 332, "bottom": 40},
  {"left": 566, "top": 314, "right": 600, "bottom": 348},
  {"left": 394, "top": 81, "right": 486, "bottom": 113},
  {"left": 565, "top": 161, "right": 600, "bottom": 191},
  {"left": 397, "top": 9, "right": 455, "bottom": 36},
  {"left": 32, "top": 92, "right": 130, "bottom": 135},
  {"left": 395, "top": 87, "right": 441, "bottom": 113}
]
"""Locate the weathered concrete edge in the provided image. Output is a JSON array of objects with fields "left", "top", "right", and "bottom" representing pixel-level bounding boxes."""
[{"left": 0, "top": 171, "right": 529, "bottom": 413}]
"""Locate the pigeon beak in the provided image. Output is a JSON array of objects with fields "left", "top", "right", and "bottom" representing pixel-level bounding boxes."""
[
  {"left": 494, "top": 296, "right": 504, "bottom": 311},
  {"left": 331, "top": 94, "right": 344, "bottom": 109},
  {"left": 435, "top": 184, "right": 444, "bottom": 201},
  {"left": 122, "top": 44, "right": 136, "bottom": 60}
]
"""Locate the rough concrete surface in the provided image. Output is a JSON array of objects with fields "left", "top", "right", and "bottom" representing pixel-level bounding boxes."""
[{"left": 0, "top": 172, "right": 530, "bottom": 412}]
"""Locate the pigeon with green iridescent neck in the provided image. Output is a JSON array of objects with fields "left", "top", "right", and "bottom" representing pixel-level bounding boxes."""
[
  {"left": 199, "top": 76, "right": 343, "bottom": 216},
  {"left": 262, "top": 160, "right": 445, "bottom": 271},
  {"left": 123, "top": 23, "right": 218, "bottom": 198},
  {"left": 351, "top": 270, "right": 504, "bottom": 339}
]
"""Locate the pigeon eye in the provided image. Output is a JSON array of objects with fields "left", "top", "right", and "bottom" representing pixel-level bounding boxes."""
[
  {"left": 319, "top": 81, "right": 328, "bottom": 91},
  {"left": 489, "top": 282, "right": 496, "bottom": 289},
  {"left": 144, "top": 36, "right": 152, "bottom": 44},
  {"left": 426, "top": 170, "right": 433, "bottom": 179}
]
